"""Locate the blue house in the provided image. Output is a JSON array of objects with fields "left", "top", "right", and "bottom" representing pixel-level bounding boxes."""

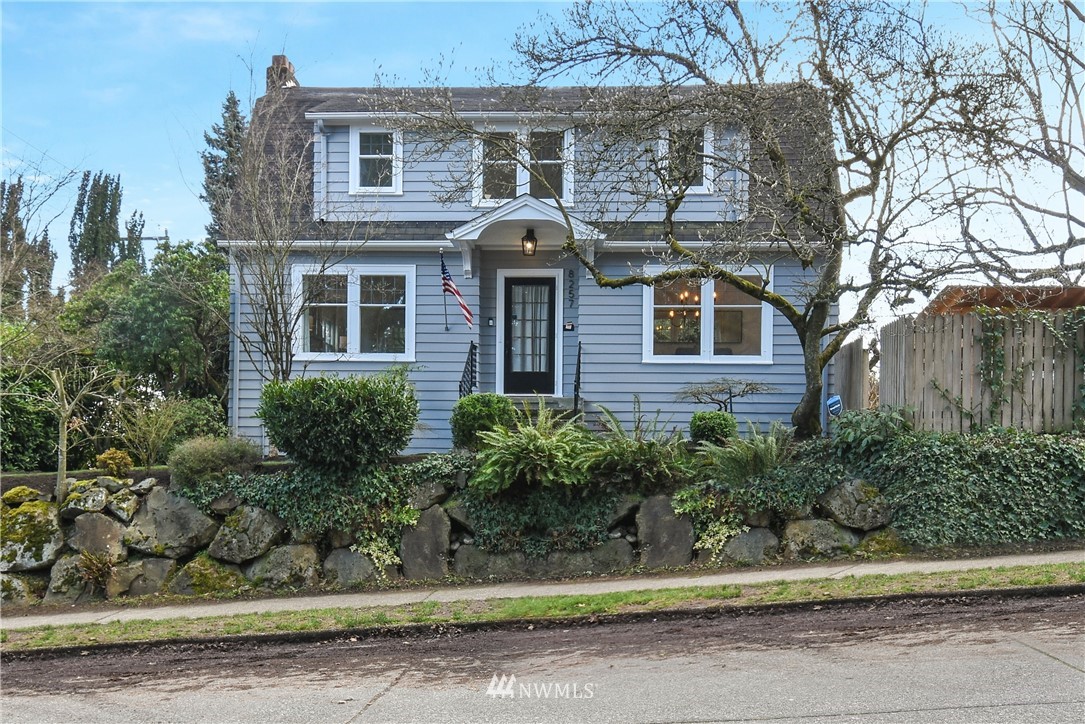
[{"left": 224, "top": 56, "right": 837, "bottom": 453}]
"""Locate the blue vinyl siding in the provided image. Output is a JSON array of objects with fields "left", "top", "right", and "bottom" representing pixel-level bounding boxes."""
[
  {"left": 230, "top": 247, "right": 832, "bottom": 453},
  {"left": 317, "top": 126, "right": 745, "bottom": 224},
  {"left": 576, "top": 253, "right": 820, "bottom": 434}
]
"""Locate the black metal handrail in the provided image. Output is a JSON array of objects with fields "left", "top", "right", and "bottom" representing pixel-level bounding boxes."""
[
  {"left": 459, "top": 341, "right": 478, "bottom": 398},
  {"left": 573, "top": 341, "right": 583, "bottom": 413}
]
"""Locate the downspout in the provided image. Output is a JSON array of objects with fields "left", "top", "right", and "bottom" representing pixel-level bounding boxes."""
[
  {"left": 820, "top": 334, "right": 829, "bottom": 436},
  {"left": 229, "top": 247, "right": 241, "bottom": 436},
  {"left": 314, "top": 120, "right": 329, "bottom": 220}
]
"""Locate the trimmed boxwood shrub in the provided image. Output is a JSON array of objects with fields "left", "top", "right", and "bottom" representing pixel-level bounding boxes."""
[
  {"left": 689, "top": 410, "right": 738, "bottom": 445},
  {"left": 450, "top": 393, "right": 519, "bottom": 450},
  {"left": 168, "top": 436, "right": 262, "bottom": 488},
  {"left": 256, "top": 369, "right": 418, "bottom": 474},
  {"left": 866, "top": 429, "right": 1085, "bottom": 547}
]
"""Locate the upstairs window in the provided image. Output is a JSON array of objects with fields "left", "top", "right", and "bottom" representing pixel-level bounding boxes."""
[
  {"left": 481, "top": 132, "right": 518, "bottom": 201},
  {"left": 662, "top": 126, "right": 714, "bottom": 194},
  {"left": 476, "top": 129, "right": 573, "bottom": 205},
  {"left": 295, "top": 265, "right": 415, "bottom": 360},
  {"left": 350, "top": 128, "right": 402, "bottom": 194},
  {"left": 643, "top": 269, "right": 772, "bottom": 363}
]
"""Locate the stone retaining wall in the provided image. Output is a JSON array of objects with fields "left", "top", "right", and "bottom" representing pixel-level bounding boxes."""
[{"left": 1, "top": 475, "right": 897, "bottom": 606}]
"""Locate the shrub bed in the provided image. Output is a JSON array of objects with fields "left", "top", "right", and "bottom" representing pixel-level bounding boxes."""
[{"left": 865, "top": 429, "right": 1085, "bottom": 547}]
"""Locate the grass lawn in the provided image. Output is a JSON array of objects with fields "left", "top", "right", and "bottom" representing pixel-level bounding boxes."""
[{"left": 3, "top": 562, "right": 1081, "bottom": 652}]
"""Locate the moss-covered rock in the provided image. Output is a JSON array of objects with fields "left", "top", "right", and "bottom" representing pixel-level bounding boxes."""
[
  {"left": 2, "top": 486, "right": 48, "bottom": 507},
  {"left": 857, "top": 528, "right": 910, "bottom": 557},
  {"left": 243, "top": 544, "right": 321, "bottom": 588},
  {"left": 1, "top": 572, "right": 47, "bottom": 605},
  {"left": 106, "top": 487, "right": 141, "bottom": 523},
  {"left": 60, "top": 485, "right": 109, "bottom": 520},
  {"left": 1, "top": 500, "right": 64, "bottom": 572},
  {"left": 168, "top": 554, "right": 246, "bottom": 596},
  {"left": 43, "top": 553, "right": 102, "bottom": 604}
]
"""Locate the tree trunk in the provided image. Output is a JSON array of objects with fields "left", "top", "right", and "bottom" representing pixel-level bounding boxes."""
[
  {"left": 791, "top": 325, "right": 826, "bottom": 439},
  {"left": 55, "top": 418, "right": 69, "bottom": 503}
]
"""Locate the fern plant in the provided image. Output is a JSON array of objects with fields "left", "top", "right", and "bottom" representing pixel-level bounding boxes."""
[
  {"left": 698, "top": 421, "right": 794, "bottom": 486},
  {"left": 591, "top": 399, "right": 694, "bottom": 494},
  {"left": 471, "top": 405, "right": 600, "bottom": 495}
]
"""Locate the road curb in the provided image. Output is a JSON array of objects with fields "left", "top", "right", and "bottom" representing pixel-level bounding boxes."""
[{"left": 4, "top": 583, "right": 1082, "bottom": 661}]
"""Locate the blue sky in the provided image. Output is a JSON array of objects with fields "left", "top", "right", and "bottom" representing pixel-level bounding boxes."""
[{"left": 2, "top": 1, "right": 568, "bottom": 286}]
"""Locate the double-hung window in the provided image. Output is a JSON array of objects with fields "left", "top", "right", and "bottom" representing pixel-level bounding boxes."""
[
  {"left": 662, "top": 126, "right": 714, "bottom": 194},
  {"left": 476, "top": 129, "right": 573, "bottom": 205},
  {"left": 643, "top": 270, "right": 772, "bottom": 363},
  {"left": 349, "top": 128, "right": 402, "bottom": 194},
  {"left": 295, "top": 265, "right": 415, "bottom": 361}
]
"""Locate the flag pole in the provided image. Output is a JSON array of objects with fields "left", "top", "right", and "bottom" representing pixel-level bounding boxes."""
[{"left": 440, "top": 249, "right": 450, "bottom": 331}]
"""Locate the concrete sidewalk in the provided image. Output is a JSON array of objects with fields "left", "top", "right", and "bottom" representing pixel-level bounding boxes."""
[{"left": 2, "top": 549, "right": 1081, "bottom": 632}]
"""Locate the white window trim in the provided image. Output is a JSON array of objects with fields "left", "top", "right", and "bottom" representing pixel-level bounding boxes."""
[
  {"left": 348, "top": 127, "right": 403, "bottom": 195},
  {"left": 641, "top": 266, "right": 773, "bottom": 364},
  {"left": 659, "top": 126, "right": 715, "bottom": 195},
  {"left": 496, "top": 268, "right": 564, "bottom": 396},
  {"left": 472, "top": 128, "right": 575, "bottom": 207},
  {"left": 292, "top": 264, "right": 416, "bottom": 362}
]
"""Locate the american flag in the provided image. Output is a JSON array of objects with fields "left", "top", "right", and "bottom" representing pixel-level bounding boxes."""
[{"left": 441, "top": 255, "right": 474, "bottom": 329}]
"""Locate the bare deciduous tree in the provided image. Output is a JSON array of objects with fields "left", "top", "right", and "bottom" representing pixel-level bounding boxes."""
[
  {"left": 948, "top": 0, "right": 1084, "bottom": 284},
  {"left": 214, "top": 59, "right": 381, "bottom": 384},
  {"left": 386, "top": 0, "right": 1060, "bottom": 436}
]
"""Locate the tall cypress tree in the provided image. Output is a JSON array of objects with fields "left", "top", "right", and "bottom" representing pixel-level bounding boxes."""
[
  {"left": 201, "top": 90, "right": 247, "bottom": 242},
  {"left": 68, "top": 170, "right": 135, "bottom": 287}
]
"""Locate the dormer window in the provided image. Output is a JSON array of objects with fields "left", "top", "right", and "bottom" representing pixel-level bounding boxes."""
[
  {"left": 662, "top": 126, "right": 714, "bottom": 195},
  {"left": 476, "top": 129, "right": 573, "bottom": 206},
  {"left": 350, "top": 128, "right": 402, "bottom": 194}
]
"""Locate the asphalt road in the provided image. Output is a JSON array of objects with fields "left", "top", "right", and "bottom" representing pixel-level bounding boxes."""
[{"left": 2, "top": 593, "right": 1082, "bottom": 723}]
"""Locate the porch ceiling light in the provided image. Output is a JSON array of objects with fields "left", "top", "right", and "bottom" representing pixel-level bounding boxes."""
[{"left": 521, "top": 228, "right": 538, "bottom": 256}]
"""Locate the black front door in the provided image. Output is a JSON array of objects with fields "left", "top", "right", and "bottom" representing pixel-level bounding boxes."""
[{"left": 503, "top": 277, "right": 556, "bottom": 394}]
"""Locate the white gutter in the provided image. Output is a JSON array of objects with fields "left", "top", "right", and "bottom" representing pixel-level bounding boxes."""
[{"left": 228, "top": 248, "right": 241, "bottom": 436}]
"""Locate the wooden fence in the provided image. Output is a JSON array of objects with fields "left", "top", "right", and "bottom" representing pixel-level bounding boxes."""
[
  {"left": 878, "top": 311, "right": 1084, "bottom": 433},
  {"left": 835, "top": 337, "right": 871, "bottom": 413}
]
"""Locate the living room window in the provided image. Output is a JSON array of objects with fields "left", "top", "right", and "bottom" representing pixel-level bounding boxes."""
[
  {"left": 476, "top": 128, "right": 573, "bottom": 205},
  {"left": 643, "top": 269, "right": 772, "bottom": 363},
  {"left": 349, "top": 128, "right": 402, "bottom": 194},
  {"left": 295, "top": 265, "right": 415, "bottom": 360}
]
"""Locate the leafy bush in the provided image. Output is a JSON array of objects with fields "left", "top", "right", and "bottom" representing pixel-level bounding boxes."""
[
  {"left": 671, "top": 485, "right": 747, "bottom": 564},
  {"left": 689, "top": 410, "right": 738, "bottom": 445},
  {"left": 461, "top": 485, "right": 620, "bottom": 558},
  {"left": 831, "top": 407, "right": 911, "bottom": 467},
  {"left": 393, "top": 452, "right": 477, "bottom": 492},
  {"left": 866, "top": 429, "right": 1085, "bottom": 547},
  {"left": 167, "top": 436, "right": 262, "bottom": 488},
  {"left": 450, "top": 393, "right": 520, "bottom": 450},
  {"left": 698, "top": 421, "right": 795, "bottom": 486},
  {"left": 731, "top": 438, "right": 846, "bottom": 515},
  {"left": 590, "top": 402, "right": 694, "bottom": 495},
  {"left": 0, "top": 372, "right": 56, "bottom": 472},
  {"left": 96, "top": 448, "right": 133, "bottom": 477},
  {"left": 256, "top": 370, "right": 418, "bottom": 475},
  {"left": 471, "top": 406, "right": 599, "bottom": 495},
  {"left": 164, "top": 397, "right": 228, "bottom": 456},
  {"left": 179, "top": 466, "right": 420, "bottom": 566},
  {"left": 110, "top": 397, "right": 186, "bottom": 467}
]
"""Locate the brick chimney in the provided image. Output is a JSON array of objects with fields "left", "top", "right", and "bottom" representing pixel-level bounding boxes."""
[{"left": 266, "top": 55, "right": 298, "bottom": 92}]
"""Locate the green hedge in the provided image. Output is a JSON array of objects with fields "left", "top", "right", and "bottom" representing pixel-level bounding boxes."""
[
  {"left": 256, "top": 370, "right": 418, "bottom": 475},
  {"left": 0, "top": 373, "right": 56, "bottom": 472},
  {"left": 867, "top": 429, "right": 1085, "bottom": 547},
  {"left": 450, "top": 393, "right": 519, "bottom": 451}
]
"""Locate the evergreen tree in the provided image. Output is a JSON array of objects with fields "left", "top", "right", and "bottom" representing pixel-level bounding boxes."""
[
  {"left": 120, "top": 210, "right": 146, "bottom": 270},
  {"left": 69, "top": 170, "right": 124, "bottom": 285},
  {"left": 1, "top": 177, "right": 57, "bottom": 315},
  {"left": 201, "top": 90, "right": 247, "bottom": 242}
]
